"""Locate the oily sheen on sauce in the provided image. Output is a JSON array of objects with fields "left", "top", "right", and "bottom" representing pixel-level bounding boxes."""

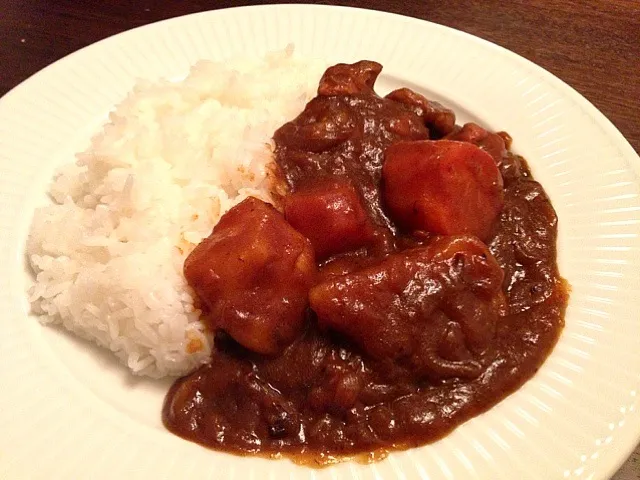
[{"left": 163, "top": 61, "right": 568, "bottom": 464}]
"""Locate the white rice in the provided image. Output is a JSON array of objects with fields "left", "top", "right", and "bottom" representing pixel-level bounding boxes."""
[{"left": 26, "top": 48, "right": 325, "bottom": 377}]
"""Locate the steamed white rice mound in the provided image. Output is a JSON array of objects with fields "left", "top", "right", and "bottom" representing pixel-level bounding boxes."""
[{"left": 27, "top": 49, "right": 325, "bottom": 377}]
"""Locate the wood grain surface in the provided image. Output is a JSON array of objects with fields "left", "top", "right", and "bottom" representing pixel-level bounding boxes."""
[
  {"left": 1, "top": 0, "right": 638, "bottom": 152},
  {"left": 0, "top": 1, "right": 638, "bottom": 478}
]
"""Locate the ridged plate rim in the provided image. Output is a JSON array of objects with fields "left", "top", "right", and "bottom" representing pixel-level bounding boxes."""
[{"left": 1, "top": 4, "right": 639, "bottom": 480}]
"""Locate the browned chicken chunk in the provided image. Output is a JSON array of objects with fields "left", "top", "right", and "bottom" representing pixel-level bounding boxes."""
[
  {"left": 385, "top": 87, "right": 456, "bottom": 138},
  {"left": 184, "top": 197, "right": 315, "bottom": 355},
  {"left": 446, "top": 122, "right": 507, "bottom": 164},
  {"left": 309, "top": 235, "right": 505, "bottom": 381},
  {"left": 317, "top": 60, "right": 382, "bottom": 96}
]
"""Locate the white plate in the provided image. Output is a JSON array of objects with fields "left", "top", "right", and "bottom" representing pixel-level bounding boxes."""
[{"left": 1, "top": 5, "right": 639, "bottom": 480}]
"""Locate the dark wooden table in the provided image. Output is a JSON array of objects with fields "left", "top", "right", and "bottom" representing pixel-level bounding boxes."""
[
  {"left": 1, "top": 1, "right": 639, "bottom": 478},
  {"left": 2, "top": 0, "right": 638, "bottom": 153}
]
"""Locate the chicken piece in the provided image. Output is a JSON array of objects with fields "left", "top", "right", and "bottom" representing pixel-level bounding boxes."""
[
  {"left": 274, "top": 99, "right": 357, "bottom": 154},
  {"left": 317, "top": 60, "right": 382, "bottom": 96},
  {"left": 385, "top": 88, "right": 456, "bottom": 138},
  {"left": 382, "top": 140, "right": 504, "bottom": 241},
  {"left": 284, "top": 179, "right": 376, "bottom": 260},
  {"left": 184, "top": 197, "right": 315, "bottom": 355},
  {"left": 309, "top": 235, "right": 505, "bottom": 381},
  {"left": 446, "top": 123, "right": 526, "bottom": 185},
  {"left": 446, "top": 122, "right": 507, "bottom": 164},
  {"left": 164, "top": 355, "right": 302, "bottom": 444}
]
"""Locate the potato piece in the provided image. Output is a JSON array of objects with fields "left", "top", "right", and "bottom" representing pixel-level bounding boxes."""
[
  {"left": 284, "top": 179, "right": 376, "bottom": 260},
  {"left": 382, "top": 140, "right": 504, "bottom": 241},
  {"left": 184, "top": 197, "right": 315, "bottom": 355}
]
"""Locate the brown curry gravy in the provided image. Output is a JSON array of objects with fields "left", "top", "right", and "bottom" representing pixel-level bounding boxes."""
[{"left": 163, "top": 61, "right": 569, "bottom": 464}]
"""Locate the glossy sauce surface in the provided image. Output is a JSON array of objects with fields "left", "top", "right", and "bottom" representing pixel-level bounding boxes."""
[{"left": 163, "top": 61, "right": 568, "bottom": 464}]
